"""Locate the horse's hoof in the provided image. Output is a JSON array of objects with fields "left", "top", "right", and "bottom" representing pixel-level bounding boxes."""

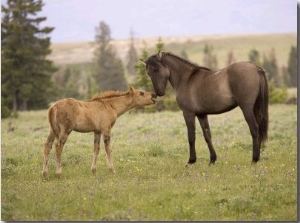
[
  {"left": 252, "top": 157, "right": 260, "bottom": 163},
  {"left": 209, "top": 156, "right": 217, "bottom": 165},
  {"left": 185, "top": 162, "right": 195, "bottom": 168}
]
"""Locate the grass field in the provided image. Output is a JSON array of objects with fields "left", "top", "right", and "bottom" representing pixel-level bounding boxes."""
[{"left": 1, "top": 104, "right": 297, "bottom": 221}]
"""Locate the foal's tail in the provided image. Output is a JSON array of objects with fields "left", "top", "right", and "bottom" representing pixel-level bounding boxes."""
[
  {"left": 254, "top": 67, "right": 269, "bottom": 145},
  {"left": 48, "top": 104, "right": 60, "bottom": 138}
]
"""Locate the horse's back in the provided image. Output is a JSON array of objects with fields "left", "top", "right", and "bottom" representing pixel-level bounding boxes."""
[{"left": 227, "top": 61, "right": 261, "bottom": 104}]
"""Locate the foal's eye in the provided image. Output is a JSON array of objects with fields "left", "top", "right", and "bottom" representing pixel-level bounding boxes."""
[{"left": 140, "top": 91, "right": 145, "bottom": 96}]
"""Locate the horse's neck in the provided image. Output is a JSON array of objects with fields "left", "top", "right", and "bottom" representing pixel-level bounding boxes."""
[
  {"left": 105, "top": 96, "right": 133, "bottom": 117},
  {"left": 165, "top": 56, "right": 193, "bottom": 88}
]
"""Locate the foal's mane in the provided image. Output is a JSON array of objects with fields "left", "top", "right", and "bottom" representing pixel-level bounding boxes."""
[
  {"left": 163, "top": 52, "right": 212, "bottom": 72},
  {"left": 91, "top": 90, "right": 129, "bottom": 101}
]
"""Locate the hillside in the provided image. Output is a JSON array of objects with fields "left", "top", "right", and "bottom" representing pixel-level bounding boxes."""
[{"left": 48, "top": 33, "right": 296, "bottom": 68}]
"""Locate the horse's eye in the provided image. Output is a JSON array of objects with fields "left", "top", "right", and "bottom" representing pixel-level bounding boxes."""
[{"left": 140, "top": 91, "right": 145, "bottom": 96}]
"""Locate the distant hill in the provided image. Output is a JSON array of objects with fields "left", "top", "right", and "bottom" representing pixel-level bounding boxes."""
[{"left": 48, "top": 33, "right": 296, "bottom": 68}]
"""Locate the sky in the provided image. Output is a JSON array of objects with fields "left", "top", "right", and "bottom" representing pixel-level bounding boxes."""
[{"left": 30, "top": 0, "right": 298, "bottom": 43}]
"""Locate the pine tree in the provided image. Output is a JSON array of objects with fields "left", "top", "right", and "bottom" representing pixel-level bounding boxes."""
[
  {"left": 287, "top": 45, "right": 297, "bottom": 87},
  {"left": 126, "top": 29, "right": 138, "bottom": 77},
  {"left": 134, "top": 41, "right": 152, "bottom": 91},
  {"left": 1, "top": 0, "right": 56, "bottom": 114},
  {"left": 248, "top": 48, "right": 262, "bottom": 66},
  {"left": 263, "top": 48, "right": 280, "bottom": 87},
  {"left": 203, "top": 44, "right": 218, "bottom": 70},
  {"left": 93, "top": 21, "right": 127, "bottom": 92}
]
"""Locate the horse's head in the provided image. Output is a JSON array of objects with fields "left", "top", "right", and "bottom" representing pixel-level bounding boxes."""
[
  {"left": 141, "top": 51, "right": 170, "bottom": 97},
  {"left": 129, "top": 86, "right": 157, "bottom": 106}
]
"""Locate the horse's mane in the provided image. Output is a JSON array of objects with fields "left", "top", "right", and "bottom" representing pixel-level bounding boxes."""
[
  {"left": 91, "top": 90, "right": 129, "bottom": 101},
  {"left": 162, "top": 52, "right": 212, "bottom": 72}
]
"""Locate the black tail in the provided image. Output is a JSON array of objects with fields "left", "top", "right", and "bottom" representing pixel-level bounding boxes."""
[{"left": 254, "top": 67, "right": 269, "bottom": 145}]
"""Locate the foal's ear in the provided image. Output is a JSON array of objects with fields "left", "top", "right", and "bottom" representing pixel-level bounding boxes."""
[
  {"left": 139, "top": 59, "right": 146, "bottom": 66},
  {"left": 129, "top": 86, "right": 135, "bottom": 93}
]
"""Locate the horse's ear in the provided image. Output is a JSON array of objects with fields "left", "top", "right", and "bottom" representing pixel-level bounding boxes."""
[
  {"left": 139, "top": 59, "right": 146, "bottom": 66},
  {"left": 129, "top": 86, "right": 135, "bottom": 93},
  {"left": 157, "top": 51, "right": 163, "bottom": 60}
]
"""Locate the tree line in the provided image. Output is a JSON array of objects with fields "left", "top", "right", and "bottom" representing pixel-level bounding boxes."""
[{"left": 1, "top": 0, "right": 297, "bottom": 118}]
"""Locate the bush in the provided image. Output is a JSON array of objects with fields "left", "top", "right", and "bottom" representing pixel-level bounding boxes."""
[{"left": 268, "top": 80, "right": 288, "bottom": 104}]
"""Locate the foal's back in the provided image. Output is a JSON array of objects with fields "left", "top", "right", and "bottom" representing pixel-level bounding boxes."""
[{"left": 49, "top": 98, "right": 111, "bottom": 134}]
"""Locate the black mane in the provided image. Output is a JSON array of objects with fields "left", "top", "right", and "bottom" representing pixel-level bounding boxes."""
[{"left": 163, "top": 52, "right": 212, "bottom": 72}]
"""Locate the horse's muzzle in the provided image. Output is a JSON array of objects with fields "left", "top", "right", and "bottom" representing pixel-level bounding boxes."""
[{"left": 151, "top": 93, "right": 157, "bottom": 103}]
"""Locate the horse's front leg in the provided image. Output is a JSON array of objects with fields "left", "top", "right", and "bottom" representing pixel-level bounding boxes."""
[
  {"left": 91, "top": 132, "right": 101, "bottom": 173},
  {"left": 197, "top": 115, "right": 217, "bottom": 165},
  {"left": 183, "top": 111, "right": 197, "bottom": 167},
  {"left": 103, "top": 132, "right": 115, "bottom": 174}
]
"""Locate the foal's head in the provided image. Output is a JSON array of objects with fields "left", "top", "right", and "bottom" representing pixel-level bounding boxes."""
[{"left": 130, "top": 86, "right": 157, "bottom": 106}]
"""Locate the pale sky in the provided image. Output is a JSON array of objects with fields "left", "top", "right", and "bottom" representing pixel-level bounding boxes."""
[{"left": 3, "top": 0, "right": 298, "bottom": 43}]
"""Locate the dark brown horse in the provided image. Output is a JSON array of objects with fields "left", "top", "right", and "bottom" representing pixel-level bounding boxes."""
[{"left": 142, "top": 51, "right": 268, "bottom": 166}]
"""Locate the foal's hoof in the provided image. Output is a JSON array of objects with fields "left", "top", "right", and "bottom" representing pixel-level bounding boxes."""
[
  {"left": 252, "top": 157, "right": 260, "bottom": 163},
  {"left": 42, "top": 171, "right": 48, "bottom": 178}
]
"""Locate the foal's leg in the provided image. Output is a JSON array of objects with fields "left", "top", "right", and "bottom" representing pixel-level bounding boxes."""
[
  {"left": 103, "top": 132, "right": 115, "bottom": 174},
  {"left": 55, "top": 131, "right": 70, "bottom": 176},
  {"left": 240, "top": 105, "right": 260, "bottom": 162},
  {"left": 197, "top": 115, "right": 217, "bottom": 165},
  {"left": 91, "top": 132, "right": 101, "bottom": 173},
  {"left": 42, "top": 129, "right": 56, "bottom": 178},
  {"left": 183, "top": 111, "right": 197, "bottom": 166}
]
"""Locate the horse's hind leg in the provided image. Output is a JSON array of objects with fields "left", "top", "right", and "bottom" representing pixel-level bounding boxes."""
[
  {"left": 240, "top": 105, "right": 260, "bottom": 162},
  {"left": 197, "top": 115, "right": 217, "bottom": 165},
  {"left": 42, "top": 129, "right": 56, "bottom": 178},
  {"left": 55, "top": 131, "right": 70, "bottom": 176},
  {"left": 103, "top": 132, "right": 115, "bottom": 174},
  {"left": 91, "top": 133, "right": 101, "bottom": 173}
]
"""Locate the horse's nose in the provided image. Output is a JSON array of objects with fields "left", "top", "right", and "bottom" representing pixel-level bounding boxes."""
[{"left": 152, "top": 93, "right": 157, "bottom": 98}]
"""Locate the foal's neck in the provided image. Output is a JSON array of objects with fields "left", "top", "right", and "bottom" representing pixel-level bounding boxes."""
[{"left": 106, "top": 96, "right": 134, "bottom": 117}]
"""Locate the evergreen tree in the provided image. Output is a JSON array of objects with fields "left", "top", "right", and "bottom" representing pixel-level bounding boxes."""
[
  {"left": 126, "top": 29, "right": 138, "bottom": 77},
  {"left": 134, "top": 41, "right": 152, "bottom": 91},
  {"left": 93, "top": 21, "right": 127, "bottom": 92},
  {"left": 248, "top": 48, "right": 262, "bottom": 66},
  {"left": 263, "top": 48, "right": 280, "bottom": 87},
  {"left": 287, "top": 45, "right": 297, "bottom": 87},
  {"left": 203, "top": 44, "right": 218, "bottom": 70},
  {"left": 1, "top": 0, "right": 56, "bottom": 114},
  {"left": 156, "top": 37, "right": 164, "bottom": 51}
]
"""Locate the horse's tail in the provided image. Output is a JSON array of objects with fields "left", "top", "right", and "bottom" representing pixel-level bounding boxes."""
[
  {"left": 48, "top": 104, "right": 60, "bottom": 138},
  {"left": 254, "top": 66, "right": 269, "bottom": 145}
]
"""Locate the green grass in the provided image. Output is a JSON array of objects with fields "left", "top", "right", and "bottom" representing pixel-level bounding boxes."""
[{"left": 1, "top": 104, "right": 297, "bottom": 221}]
